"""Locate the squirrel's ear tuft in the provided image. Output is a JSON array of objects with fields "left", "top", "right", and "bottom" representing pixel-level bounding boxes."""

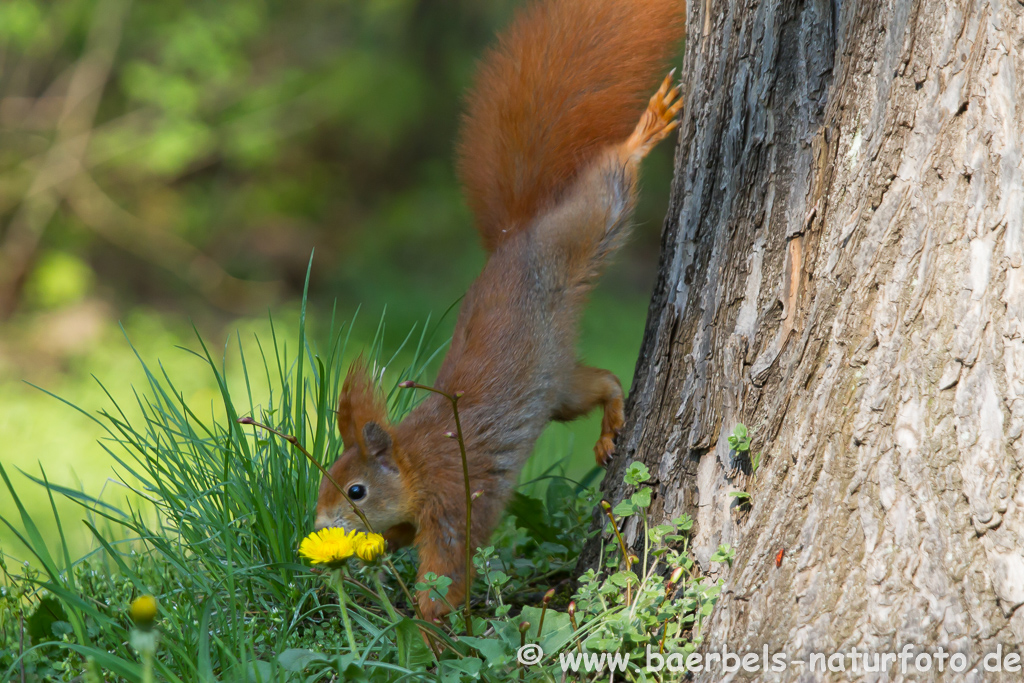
[
  {"left": 362, "top": 421, "right": 392, "bottom": 456},
  {"left": 337, "top": 359, "right": 389, "bottom": 452}
]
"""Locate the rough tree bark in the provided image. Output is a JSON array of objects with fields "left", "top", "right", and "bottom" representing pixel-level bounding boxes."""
[{"left": 589, "top": 0, "right": 1024, "bottom": 679}]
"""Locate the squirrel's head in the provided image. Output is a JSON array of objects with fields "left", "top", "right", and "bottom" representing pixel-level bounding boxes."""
[{"left": 314, "top": 362, "right": 415, "bottom": 539}]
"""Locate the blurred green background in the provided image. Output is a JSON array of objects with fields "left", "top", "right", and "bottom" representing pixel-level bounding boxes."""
[{"left": 0, "top": 0, "right": 673, "bottom": 560}]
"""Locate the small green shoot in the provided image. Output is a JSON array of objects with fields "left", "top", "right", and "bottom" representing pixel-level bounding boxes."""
[
  {"left": 728, "top": 423, "right": 750, "bottom": 453},
  {"left": 710, "top": 544, "right": 735, "bottom": 568}
]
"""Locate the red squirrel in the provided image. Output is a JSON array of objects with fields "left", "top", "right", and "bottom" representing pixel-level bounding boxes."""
[{"left": 315, "top": 0, "right": 685, "bottom": 623}]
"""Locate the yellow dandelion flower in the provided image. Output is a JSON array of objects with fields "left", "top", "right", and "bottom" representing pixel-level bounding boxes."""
[
  {"left": 129, "top": 594, "right": 158, "bottom": 627},
  {"left": 354, "top": 533, "right": 386, "bottom": 561},
  {"left": 299, "top": 528, "right": 358, "bottom": 567}
]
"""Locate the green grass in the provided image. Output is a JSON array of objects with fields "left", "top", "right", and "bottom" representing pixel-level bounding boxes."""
[
  {"left": 0, "top": 284, "right": 722, "bottom": 682},
  {"left": 0, "top": 283, "right": 648, "bottom": 566},
  {"left": 1, "top": 285, "right": 432, "bottom": 679}
]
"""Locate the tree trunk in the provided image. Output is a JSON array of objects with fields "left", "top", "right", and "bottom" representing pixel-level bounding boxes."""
[{"left": 588, "top": 0, "right": 1024, "bottom": 678}]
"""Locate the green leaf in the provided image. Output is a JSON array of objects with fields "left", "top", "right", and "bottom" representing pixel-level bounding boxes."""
[
  {"left": 396, "top": 618, "right": 435, "bottom": 670},
  {"left": 673, "top": 514, "right": 694, "bottom": 532},
  {"left": 491, "top": 618, "right": 523, "bottom": 650},
  {"left": 246, "top": 660, "right": 274, "bottom": 682},
  {"left": 342, "top": 661, "right": 370, "bottom": 681},
  {"left": 648, "top": 524, "right": 675, "bottom": 544},
  {"left": 585, "top": 636, "right": 622, "bottom": 652},
  {"left": 460, "top": 636, "right": 512, "bottom": 668},
  {"left": 608, "top": 570, "right": 639, "bottom": 587},
  {"left": 506, "top": 491, "right": 561, "bottom": 544},
  {"left": 520, "top": 605, "right": 573, "bottom": 654},
  {"left": 276, "top": 648, "right": 328, "bottom": 672},
  {"left": 538, "top": 541, "right": 569, "bottom": 557},
  {"left": 624, "top": 461, "right": 651, "bottom": 486},
  {"left": 51, "top": 621, "right": 73, "bottom": 638},
  {"left": 416, "top": 571, "right": 452, "bottom": 598},
  {"left": 440, "top": 657, "right": 483, "bottom": 683},
  {"left": 486, "top": 570, "right": 509, "bottom": 586},
  {"left": 27, "top": 597, "right": 68, "bottom": 644},
  {"left": 728, "top": 423, "right": 751, "bottom": 453},
  {"left": 630, "top": 487, "right": 652, "bottom": 508},
  {"left": 545, "top": 478, "right": 575, "bottom": 521},
  {"left": 612, "top": 500, "right": 635, "bottom": 517},
  {"left": 710, "top": 544, "right": 735, "bottom": 567}
]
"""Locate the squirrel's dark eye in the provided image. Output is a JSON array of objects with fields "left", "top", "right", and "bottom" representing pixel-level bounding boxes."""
[{"left": 347, "top": 484, "right": 367, "bottom": 501}]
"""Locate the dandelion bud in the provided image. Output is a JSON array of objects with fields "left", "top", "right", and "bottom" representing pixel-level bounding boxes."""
[
  {"left": 543, "top": 588, "right": 555, "bottom": 604},
  {"left": 600, "top": 500, "right": 612, "bottom": 511},
  {"left": 398, "top": 380, "right": 416, "bottom": 388},
  {"left": 130, "top": 595, "right": 158, "bottom": 628},
  {"left": 444, "top": 431, "right": 456, "bottom": 438},
  {"left": 237, "top": 417, "right": 255, "bottom": 425},
  {"left": 519, "top": 621, "right": 531, "bottom": 634},
  {"left": 669, "top": 567, "right": 685, "bottom": 585},
  {"left": 627, "top": 553, "right": 639, "bottom": 567},
  {"left": 454, "top": 390, "right": 465, "bottom": 398},
  {"left": 355, "top": 533, "right": 387, "bottom": 562},
  {"left": 471, "top": 489, "right": 484, "bottom": 501}
]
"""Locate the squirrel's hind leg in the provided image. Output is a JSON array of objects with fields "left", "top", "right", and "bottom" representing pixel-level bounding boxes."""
[{"left": 551, "top": 364, "right": 625, "bottom": 467}]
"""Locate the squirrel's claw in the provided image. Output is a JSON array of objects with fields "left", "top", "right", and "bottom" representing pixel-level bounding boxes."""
[{"left": 653, "top": 69, "right": 675, "bottom": 101}]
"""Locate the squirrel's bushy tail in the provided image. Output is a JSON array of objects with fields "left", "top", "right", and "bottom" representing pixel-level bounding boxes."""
[{"left": 457, "top": 0, "right": 685, "bottom": 252}]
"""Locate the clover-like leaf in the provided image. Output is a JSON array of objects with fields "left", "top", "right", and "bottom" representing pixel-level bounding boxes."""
[
  {"left": 624, "top": 461, "right": 651, "bottom": 486},
  {"left": 631, "top": 487, "right": 652, "bottom": 509}
]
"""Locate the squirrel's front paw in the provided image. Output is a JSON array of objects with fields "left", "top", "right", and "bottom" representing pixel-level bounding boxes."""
[
  {"left": 595, "top": 384, "right": 625, "bottom": 467},
  {"left": 595, "top": 433, "right": 617, "bottom": 467}
]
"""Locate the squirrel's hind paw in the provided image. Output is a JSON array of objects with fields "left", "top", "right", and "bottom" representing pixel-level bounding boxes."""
[{"left": 622, "top": 70, "right": 683, "bottom": 161}]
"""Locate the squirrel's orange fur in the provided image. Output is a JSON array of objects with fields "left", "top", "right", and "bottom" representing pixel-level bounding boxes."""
[
  {"left": 316, "top": 0, "right": 685, "bottom": 623},
  {"left": 459, "top": 0, "right": 686, "bottom": 251}
]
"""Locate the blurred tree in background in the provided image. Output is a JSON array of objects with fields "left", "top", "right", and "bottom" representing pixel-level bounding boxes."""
[
  {"left": 0, "top": 0, "right": 674, "bottom": 553},
  {"left": 0, "top": 0, "right": 522, "bottom": 319}
]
